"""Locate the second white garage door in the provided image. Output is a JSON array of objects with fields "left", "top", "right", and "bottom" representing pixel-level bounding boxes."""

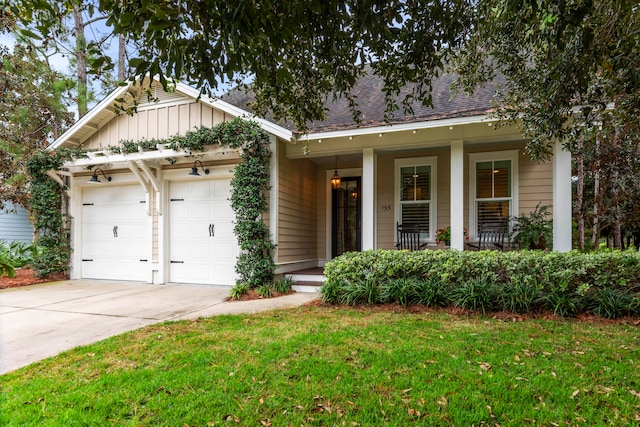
[{"left": 169, "top": 179, "right": 238, "bottom": 285}]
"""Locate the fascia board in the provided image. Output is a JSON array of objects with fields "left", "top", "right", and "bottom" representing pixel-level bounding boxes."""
[
  {"left": 175, "top": 83, "right": 293, "bottom": 141},
  {"left": 299, "top": 114, "right": 497, "bottom": 141}
]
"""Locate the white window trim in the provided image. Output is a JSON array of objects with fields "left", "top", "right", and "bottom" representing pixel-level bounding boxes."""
[
  {"left": 468, "top": 150, "right": 519, "bottom": 240},
  {"left": 394, "top": 156, "right": 438, "bottom": 242}
]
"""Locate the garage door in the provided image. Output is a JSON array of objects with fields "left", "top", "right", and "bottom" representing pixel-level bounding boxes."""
[
  {"left": 169, "top": 179, "right": 237, "bottom": 285},
  {"left": 81, "top": 184, "right": 149, "bottom": 281}
]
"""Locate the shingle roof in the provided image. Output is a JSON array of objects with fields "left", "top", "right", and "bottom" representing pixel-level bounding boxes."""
[{"left": 222, "top": 67, "right": 502, "bottom": 134}]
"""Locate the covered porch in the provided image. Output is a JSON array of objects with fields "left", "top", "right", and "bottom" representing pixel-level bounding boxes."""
[{"left": 272, "top": 118, "right": 572, "bottom": 273}]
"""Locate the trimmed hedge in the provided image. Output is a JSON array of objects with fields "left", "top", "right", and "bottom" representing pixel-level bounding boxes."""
[{"left": 321, "top": 249, "right": 640, "bottom": 318}]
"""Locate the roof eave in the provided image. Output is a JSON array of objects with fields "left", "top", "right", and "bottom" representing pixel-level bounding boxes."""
[
  {"left": 297, "top": 113, "right": 497, "bottom": 142},
  {"left": 48, "top": 84, "right": 132, "bottom": 151}
]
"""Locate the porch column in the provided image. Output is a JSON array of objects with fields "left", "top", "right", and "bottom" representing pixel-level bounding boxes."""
[
  {"left": 268, "top": 135, "right": 279, "bottom": 262},
  {"left": 450, "top": 140, "right": 465, "bottom": 250},
  {"left": 362, "top": 148, "right": 376, "bottom": 250},
  {"left": 553, "top": 140, "right": 572, "bottom": 252}
]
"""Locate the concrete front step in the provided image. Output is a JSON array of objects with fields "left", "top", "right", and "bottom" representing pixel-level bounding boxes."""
[{"left": 291, "top": 281, "right": 324, "bottom": 293}]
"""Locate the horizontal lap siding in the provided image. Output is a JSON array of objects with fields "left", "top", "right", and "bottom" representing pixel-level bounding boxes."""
[
  {"left": 0, "top": 203, "right": 33, "bottom": 243},
  {"left": 519, "top": 152, "right": 552, "bottom": 215},
  {"left": 277, "top": 147, "right": 318, "bottom": 263},
  {"left": 376, "top": 148, "right": 450, "bottom": 250},
  {"left": 376, "top": 142, "right": 551, "bottom": 249}
]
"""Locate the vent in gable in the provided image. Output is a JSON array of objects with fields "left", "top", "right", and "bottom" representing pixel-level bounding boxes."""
[{"left": 137, "top": 81, "right": 190, "bottom": 107}]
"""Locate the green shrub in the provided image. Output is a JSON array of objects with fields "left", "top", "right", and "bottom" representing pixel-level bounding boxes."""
[
  {"left": 256, "top": 284, "right": 273, "bottom": 298},
  {"left": 381, "top": 277, "right": 422, "bottom": 306},
  {"left": 449, "top": 275, "right": 496, "bottom": 313},
  {"left": 340, "top": 278, "right": 381, "bottom": 306},
  {"left": 272, "top": 277, "right": 293, "bottom": 294},
  {"left": 414, "top": 278, "right": 449, "bottom": 307},
  {"left": 229, "top": 283, "right": 249, "bottom": 300},
  {"left": 586, "top": 288, "right": 634, "bottom": 319},
  {"left": 0, "top": 239, "right": 37, "bottom": 268},
  {"left": 321, "top": 248, "right": 640, "bottom": 317},
  {"left": 537, "top": 291, "right": 583, "bottom": 317},
  {"left": 0, "top": 254, "right": 15, "bottom": 278},
  {"left": 320, "top": 277, "right": 344, "bottom": 304},
  {"left": 495, "top": 276, "right": 540, "bottom": 314}
]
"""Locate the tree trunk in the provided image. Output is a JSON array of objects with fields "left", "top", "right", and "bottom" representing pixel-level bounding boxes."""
[
  {"left": 576, "top": 134, "right": 585, "bottom": 250},
  {"left": 74, "top": 3, "right": 88, "bottom": 117},
  {"left": 592, "top": 136, "right": 601, "bottom": 248},
  {"left": 118, "top": 34, "right": 126, "bottom": 80},
  {"left": 611, "top": 131, "right": 623, "bottom": 249}
]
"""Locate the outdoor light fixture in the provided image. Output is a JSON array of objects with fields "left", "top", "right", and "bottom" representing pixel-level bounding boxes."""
[
  {"left": 189, "top": 160, "right": 210, "bottom": 176},
  {"left": 330, "top": 156, "right": 341, "bottom": 189},
  {"left": 87, "top": 168, "right": 111, "bottom": 184}
]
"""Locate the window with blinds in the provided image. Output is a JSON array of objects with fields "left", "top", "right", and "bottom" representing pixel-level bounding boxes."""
[
  {"left": 400, "top": 165, "right": 431, "bottom": 235},
  {"left": 475, "top": 160, "right": 511, "bottom": 226}
]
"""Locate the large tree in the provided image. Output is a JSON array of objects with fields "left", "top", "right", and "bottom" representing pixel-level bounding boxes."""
[
  {"left": 453, "top": 0, "right": 640, "bottom": 248},
  {"left": 7, "top": 0, "right": 129, "bottom": 117},
  {"left": 0, "top": 43, "right": 73, "bottom": 211},
  {"left": 96, "top": 0, "right": 475, "bottom": 131},
  {"left": 7, "top": 0, "right": 640, "bottom": 248}
]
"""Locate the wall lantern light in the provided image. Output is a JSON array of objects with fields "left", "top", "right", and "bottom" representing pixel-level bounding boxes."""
[
  {"left": 88, "top": 168, "right": 111, "bottom": 184},
  {"left": 189, "top": 160, "right": 210, "bottom": 176},
  {"left": 330, "top": 156, "right": 341, "bottom": 189}
]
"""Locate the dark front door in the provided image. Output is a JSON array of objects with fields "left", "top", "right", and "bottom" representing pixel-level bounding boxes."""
[{"left": 332, "top": 177, "right": 362, "bottom": 257}]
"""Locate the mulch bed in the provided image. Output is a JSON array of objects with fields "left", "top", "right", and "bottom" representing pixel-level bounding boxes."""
[
  {"left": 0, "top": 268, "right": 68, "bottom": 289},
  {"left": 225, "top": 289, "right": 295, "bottom": 301}
]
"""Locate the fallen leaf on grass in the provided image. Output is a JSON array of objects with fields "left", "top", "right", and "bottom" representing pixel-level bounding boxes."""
[
  {"left": 437, "top": 396, "right": 448, "bottom": 406},
  {"left": 630, "top": 390, "right": 640, "bottom": 399},
  {"left": 571, "top": 389, "right": 580, "bottom": 399},
  {"left": 478, "top": 362, "right": 492, "bottom": 371},
  {"left": 487, "top": 405, "right": 496, "bottom": 419}
]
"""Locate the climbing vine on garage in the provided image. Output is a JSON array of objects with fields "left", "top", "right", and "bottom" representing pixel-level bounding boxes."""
[
  {"left": 189, "top": 118, "right": 276, "bottom": 288},
  {"left": 164, "top": 118, "right": 276, "bottom": 288},
  {"left": 27, "top": 150, "right": 74, "bottom": 277}
]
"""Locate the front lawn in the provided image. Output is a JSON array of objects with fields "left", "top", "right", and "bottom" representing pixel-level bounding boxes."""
[{"left": 2, "top": 306, "right": 639, "bottom": 426}]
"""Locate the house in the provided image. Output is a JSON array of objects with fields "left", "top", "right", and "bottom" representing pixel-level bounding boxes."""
[
  {"left": 49, "top": 74, "right": 572, "bottom": 285},
  {"left": 0, "top": 202, "right": 33, "bottom": 244}
]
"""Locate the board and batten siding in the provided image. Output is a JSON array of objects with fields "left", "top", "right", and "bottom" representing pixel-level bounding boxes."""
[
  {"left": 0, "top": 203, "right": 33, "bottom": 244},
  {"left": 81, "top": 102, "right": 228, "bottom": 150},
  {"left": 277, "top": 146, "right": 318, "bottom": 263}
]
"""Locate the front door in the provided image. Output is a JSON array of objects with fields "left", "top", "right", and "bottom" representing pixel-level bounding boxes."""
[{"left": 332, "top": 177, "right": 362, "bottom": 257}]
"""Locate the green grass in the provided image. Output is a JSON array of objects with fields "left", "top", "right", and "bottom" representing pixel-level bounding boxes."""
[{"left": 2, "top": 306, "right": 639, "bottom": 426}]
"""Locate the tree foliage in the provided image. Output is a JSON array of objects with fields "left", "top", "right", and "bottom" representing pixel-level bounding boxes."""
[
  {"left": 97, "top": 0, "right": 474, "bottom": 132},
  {"left": 453, "top": 0, "right": 640, "bottom": 248},
  {"left": 7, "top": 0, "right": 130, "bottom": 116},
  {"left": 0, "top": 43, "right": 73, "bottom": 211}
]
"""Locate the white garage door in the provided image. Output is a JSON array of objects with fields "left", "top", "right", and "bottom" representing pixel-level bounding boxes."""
[
  {"left": 169, "top": 179, "right": 238, "bottom": 285},
  {"left": 81, "top": 184, "right": 149, "bottom": 281}
]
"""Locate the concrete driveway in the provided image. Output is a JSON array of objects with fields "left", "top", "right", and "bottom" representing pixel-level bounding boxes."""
[{"left": 0, "top": 279, "right": 317, "bottom": 374}]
